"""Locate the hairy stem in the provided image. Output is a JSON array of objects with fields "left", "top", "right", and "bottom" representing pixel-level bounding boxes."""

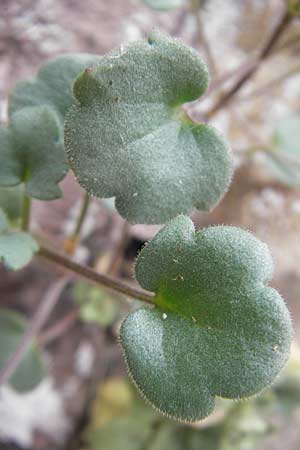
[
  {"left": 38, "top": 244, "right": 156, "bottom": 304},
  {"left": 21, "top": 193, "right": 31, "bottom": 231}
]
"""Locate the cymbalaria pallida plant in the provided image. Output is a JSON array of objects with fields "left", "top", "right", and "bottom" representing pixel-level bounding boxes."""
[{"left": 0, "top": 28, "right": 293, "bottom": 423}]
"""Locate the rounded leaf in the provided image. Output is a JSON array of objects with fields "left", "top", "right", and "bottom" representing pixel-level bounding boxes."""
[
  {"left": 0, "top": 231, "right": 39, "bottom": 270},
  {"left": 0, "top": 106, "right": 68, "bottom": 200},
  {"left": 65, "top": 31, "right": 233, "bottom": 224},
  {"left": 9, "top": 53, "right": 100, "bottom": 122},
  {"left": 120, "top": 216, "right": 292, "bottom": 422}
]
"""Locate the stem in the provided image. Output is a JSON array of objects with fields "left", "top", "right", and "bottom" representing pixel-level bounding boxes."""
[
  {"left": 0, "top": 277, "right": 69, "bottom": 388},
  {"left": 72, "top": 191, "right": 91, "bottom": 238},
  {"left": 21, "top": 193, "right": 31, "bottom": 231},
  {"left": 205, "top": 9, "right": 292, "bottom": 118},
  {"left": 240, "top": 63, "right": 300, "bottom": 101},
  {"left": 38, "top": 244, "right": 156, "bottom": 304}
]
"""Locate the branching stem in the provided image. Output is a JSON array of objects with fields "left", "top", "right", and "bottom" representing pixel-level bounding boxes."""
[{"left": 205, "top": 9, "right": 292, "bottom": 118}]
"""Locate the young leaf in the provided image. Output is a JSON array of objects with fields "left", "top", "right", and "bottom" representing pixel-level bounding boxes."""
[
  {"left": 263, "top": 115, "right": 300, "bottom": 187},
  {"left": 0, "top": 229, "right": 39, "bottom": 270},
  {"left": 120, "top": 215, "right": 292, "bottom": 422},
  {"left": 65, "top": 30, "right": 233, "bottom": 224},
  {"left": 142, "top": 0, "right": 185, "bottom": 11},
  {"left": 0, "top": 308, "right": 46, "bottom": 392},
  {"left": 0, "top": 106, "right": 68, "bottom": 200},
  {"left": 9, "top": 53, "right": 100, "bottom": 123}
]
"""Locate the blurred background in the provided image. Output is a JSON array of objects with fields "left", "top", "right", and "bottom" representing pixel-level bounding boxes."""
[{"left": 1, "top": 0, "right": 300, "bottom": 449}]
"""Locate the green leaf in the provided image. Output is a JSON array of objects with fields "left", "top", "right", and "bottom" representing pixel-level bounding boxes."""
[
  {"left": 120, "top": 215, "right": 292, "bottom": 422},
  {"left": 0, "top": 229, "right": 39, "bottom": 270},
  {"left": 9, "top": 53, "right": 100, "bottom": 122},
  {"left": 264, "top": 115, "right": 300, "bottom": 187},
  {"left": 65, "top": 30, "right": 233, "bottom": 224},
  {"left": 0, "top": 308, "right": 46, "bottom": 391},
  {"left": 0, "top": 106, "right": 68, "bottom": 200},
  {"left": 73, "top": 282, "right": 119, "bottom": 327},
  {"left": 0, "top": 185, "right": 23, "bottom": 223},
  {"left": 142, "top": 0, "right": 185, "bottom": 11}
]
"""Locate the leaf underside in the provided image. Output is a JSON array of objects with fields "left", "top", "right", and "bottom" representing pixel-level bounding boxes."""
[
  {"left": 65, "top": 30, "right": 233, "bottom": 224},
  {"left": 120, "top": 215, "right": 292, "bottom": 422}
]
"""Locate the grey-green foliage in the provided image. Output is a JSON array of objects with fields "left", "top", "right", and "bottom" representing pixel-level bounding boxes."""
[
  {"left": 0, "top": 308, "right": 46, "bottom": 391},
  {"left": 264, "top": 114, "right": 300, "bottom": 187},
  {"left": 1, "top": 53, "right": 100, "bottom": 200},
  {"left": 0, "top": 209, "right": 38, "bottom": 270},
  {"left": 9, "top": 53, "right": 100, "bottom": 123},
  {"left": 0, "top": 106, "right": 68, "bottom": 200},
  {"left": 120, "top": 215, "right": 292, "bottom": 422},
  {"left": 65, "top": 30, "right": 233, "bottom": 224},
  {"left": 142, "top": 0, "right": 185, "bottom": 10}
]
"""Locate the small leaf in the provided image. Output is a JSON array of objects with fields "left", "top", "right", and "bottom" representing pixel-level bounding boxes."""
[
  {"left": 65, "top": 30, "right": 233, "bottom": 224},
  {"left": 0, "top": 308, "right": 46, "bottom": 391},
  {"left": 0, "top": 221, "right": 39, "bottom": 270},
  {"left": 0, "top": 106, "right": 68, "bottom": 200},
  {"left": 120, "top": 216, "right": 292, "bottom": 422},
  {"left": 142, "top": 0, "right": 185, "bottom": 11},
  {"left": 263, "top": 115, "right": 300, "bottom": 187},
  {"left": 9, "top": 53, "right": 100, "bottom": 122}
]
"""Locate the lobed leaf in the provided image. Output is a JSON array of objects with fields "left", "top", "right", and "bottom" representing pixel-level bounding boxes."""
[
  {"left": 0, "top": 308, "right": 46, "bottom": 391},
  {"left": 120, "top": 215, "right": 292, "bottom": 422},
  {"left": 9, "top": 53, "right": 100, "bottom": 123},
  {"left": 65, "top": 30, "right": 233, "bottom": 224},
  {"left": 0, "top": 106, "right": 68, "bottom": 200}
]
